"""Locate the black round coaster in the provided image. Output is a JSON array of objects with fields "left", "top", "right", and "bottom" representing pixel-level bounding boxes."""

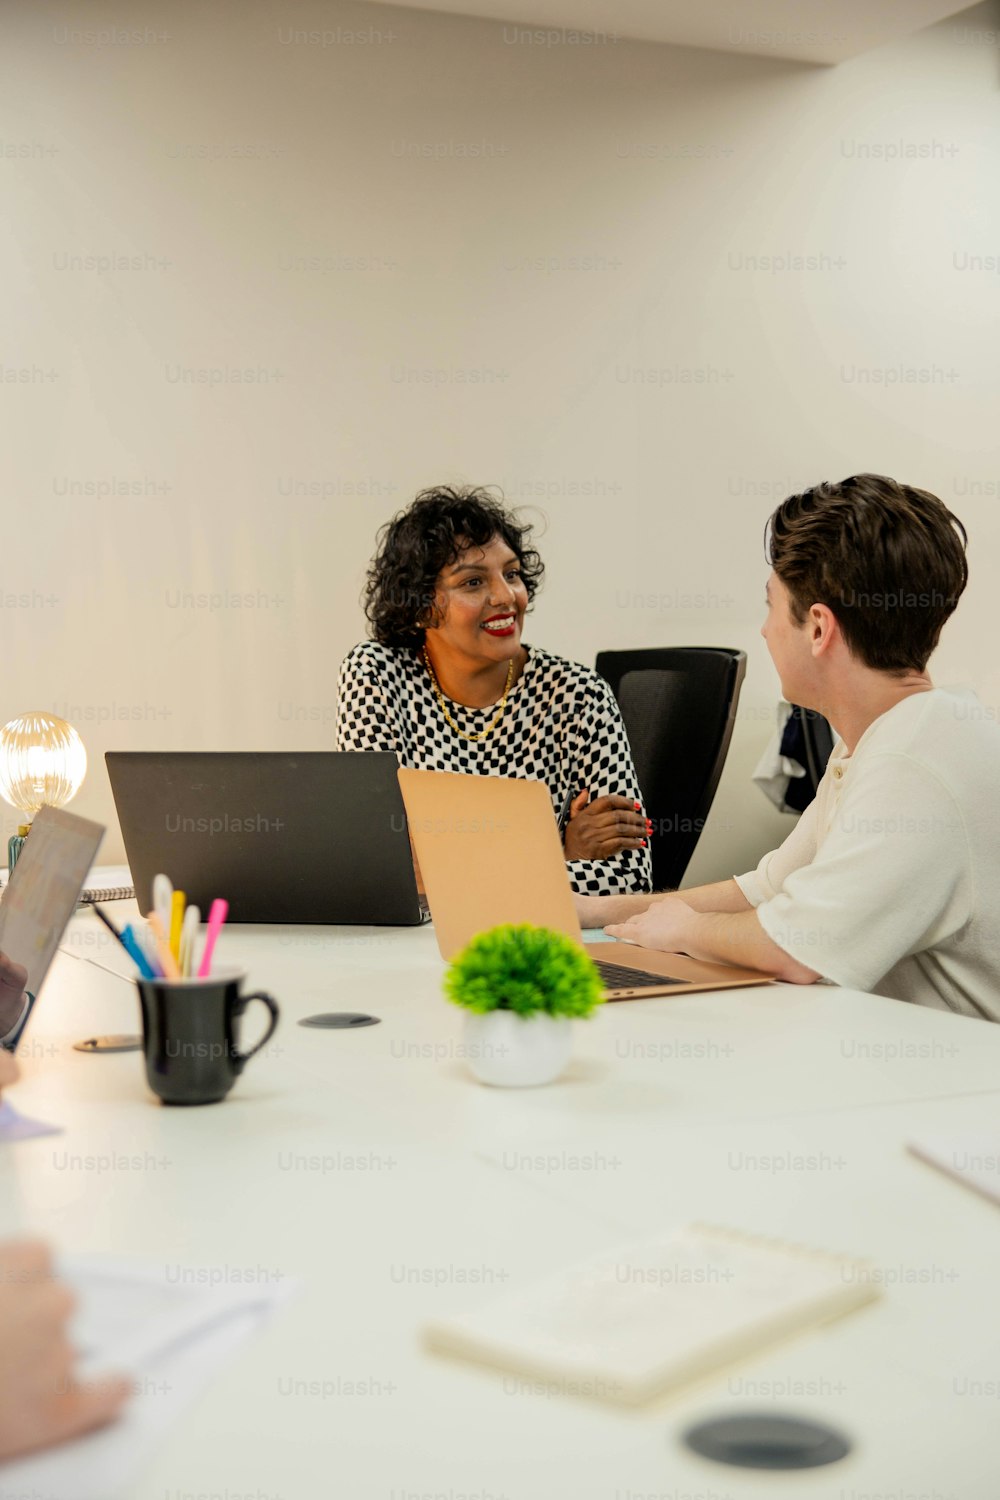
[
  {"left": 73, "top": 1034, "right": 144, "bottom": 1053},
  {"left": 682, "top": 1413, "right": 851, "bottom": 1470},
  {"left": 298, "top": 1013, "right": 381, "bottom": 1029}
]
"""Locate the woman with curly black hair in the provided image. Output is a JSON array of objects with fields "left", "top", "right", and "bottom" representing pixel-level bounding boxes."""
[{"left": 335, "top": 485, "right": 653, "bottom": 896}]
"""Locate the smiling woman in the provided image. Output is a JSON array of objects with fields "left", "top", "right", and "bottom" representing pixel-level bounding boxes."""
[{"left": 335, "top": 485, "right": 653, "bottom": 896}]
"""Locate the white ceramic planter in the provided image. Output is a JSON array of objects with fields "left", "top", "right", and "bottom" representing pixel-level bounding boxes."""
[{"left": 463, "top": 1009, "right": 572, "bottom": 1087}]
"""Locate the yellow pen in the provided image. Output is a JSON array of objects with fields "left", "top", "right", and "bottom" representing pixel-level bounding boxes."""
[{"left": 169, "top": 889, "right": 186, "bottom": 961}]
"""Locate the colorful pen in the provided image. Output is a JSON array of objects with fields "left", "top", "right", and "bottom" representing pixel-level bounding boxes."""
[
  {"left": 92, "top": 904, "right": 157, "bottom": 980},
  {"left": 152, "top": 873, "right": 173, "bottom": 944},
  {"left": 134, "top": 923, "right": 164, "bottom": 979},
  {"left": 147, "top": 911, "right": 181, "bottom": 980},
  {"left": 197, "top": 898, "right": 229, "bottom": 979},
  {"left": 169, "top": 889, "right": 186, "bottom": 961},
  {"left": 179, "top": 904, "right": 200, "bottom": 979},
  {"left": 121, "top": 925, "right": 158, "bottom": 980}
]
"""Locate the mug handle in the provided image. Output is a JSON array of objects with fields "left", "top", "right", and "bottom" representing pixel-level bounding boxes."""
[{"left": 231, "top": 991, "right": 280, "bottom": 1069}]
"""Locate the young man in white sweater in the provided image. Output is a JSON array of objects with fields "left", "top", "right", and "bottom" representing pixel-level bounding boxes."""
[{"left": 586, "top": 474, "right": 1000, "bottom": 1022}]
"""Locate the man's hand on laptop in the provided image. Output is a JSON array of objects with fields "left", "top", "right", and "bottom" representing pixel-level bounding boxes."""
[
  {"left": 605, "top": 894, "right": 696, "bottom": 953},
  {"left": 605, "top": 895, "right": 819, "bottom": 983}
]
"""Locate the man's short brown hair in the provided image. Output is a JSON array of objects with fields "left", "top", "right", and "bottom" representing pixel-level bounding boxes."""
[{"left": 766, "top": 474, "right": 968, "bottom": 673}]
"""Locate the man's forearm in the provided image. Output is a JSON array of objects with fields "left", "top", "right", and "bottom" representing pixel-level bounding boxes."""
[
  {"left": 576, "top": 877, "right": 750, "bottom": 929},
  {"left": 676, "top": 878, "right": 751, "bottom": 915},
  {"left": 578, "top": 891, "right": 660, "bottom": 926},
  {"left": 685, "top": 909, "right": 818, "bottom": 983}
]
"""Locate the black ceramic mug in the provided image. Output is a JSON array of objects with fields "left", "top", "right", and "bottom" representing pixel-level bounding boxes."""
[{"left": 137, "top": 970, "right": 279, "bottom": 1105}]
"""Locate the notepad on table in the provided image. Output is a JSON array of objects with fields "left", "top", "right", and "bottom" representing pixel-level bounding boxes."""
[{"left": 424, "top": 1222, "right": 881, "bottom": 1405}]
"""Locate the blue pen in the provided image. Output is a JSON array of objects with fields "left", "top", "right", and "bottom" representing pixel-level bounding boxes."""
[
  {"left": 133, "top": 924, "right": 164, "bottom": 979},
  {"left": 92, "top": 905, "right": 157, "bottom": 979},
  {"left": 121, "top": 925, "right": 158, "bottom": 980}
]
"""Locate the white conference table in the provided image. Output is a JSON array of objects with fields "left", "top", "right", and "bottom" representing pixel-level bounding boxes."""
[{"left": 2, "top": 902, "right": 1000, "bottom": 1500}]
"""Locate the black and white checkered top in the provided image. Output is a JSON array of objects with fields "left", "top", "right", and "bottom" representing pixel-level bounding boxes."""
[{"left": 335, "top": 640, "right": 653, "bottom": 896}]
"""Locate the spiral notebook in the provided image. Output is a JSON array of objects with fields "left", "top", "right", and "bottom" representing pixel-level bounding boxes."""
[
  {"left": 424, "top": 1222, "right": 881, "bottom": 1405},
  {"left": 78, "top": 865, "right": 135, "bottom": 903},
  {"left": 0, "top": 863, "right": 133, "bottom": 904}
]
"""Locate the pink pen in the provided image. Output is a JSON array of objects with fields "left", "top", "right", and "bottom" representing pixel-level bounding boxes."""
[{"left": 197, "top": 898, "right": 229, "bottom": 979}]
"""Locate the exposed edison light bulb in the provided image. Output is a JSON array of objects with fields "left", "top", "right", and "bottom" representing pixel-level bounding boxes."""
[{"left": 0, "top": 711, "right": 87, "bottom": 819}]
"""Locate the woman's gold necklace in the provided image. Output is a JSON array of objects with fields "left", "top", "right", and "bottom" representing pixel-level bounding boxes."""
[{"left": 422, "top": 647, "right": 515, "bottom": 743}]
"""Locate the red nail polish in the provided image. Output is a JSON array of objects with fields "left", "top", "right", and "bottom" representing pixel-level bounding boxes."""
[{"left": 633, "top": 801, "right": 641, "bottom": 811}]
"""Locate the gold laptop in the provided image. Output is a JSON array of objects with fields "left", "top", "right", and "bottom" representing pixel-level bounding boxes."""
[{"left": 397, "top": 769, "right": 772, "bottom": 1000}]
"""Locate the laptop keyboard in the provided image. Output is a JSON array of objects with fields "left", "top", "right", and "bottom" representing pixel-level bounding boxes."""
[{"left": 594, "top": 959, "right": 690, "bottom": 990}]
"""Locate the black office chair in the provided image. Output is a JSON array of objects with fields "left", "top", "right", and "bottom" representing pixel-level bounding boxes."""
[{"left": 595, "top": 647, "right": 747, "bottom": 891}]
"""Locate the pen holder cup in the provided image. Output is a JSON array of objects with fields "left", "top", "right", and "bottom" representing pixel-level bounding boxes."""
[{"left": 137, "top": 969, "right": 279, "bottom": 1106}]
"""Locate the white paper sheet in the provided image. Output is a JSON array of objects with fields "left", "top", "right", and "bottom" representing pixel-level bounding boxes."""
[{"left": 0, "top": 1255, "right": 293, "bottom": 1500}]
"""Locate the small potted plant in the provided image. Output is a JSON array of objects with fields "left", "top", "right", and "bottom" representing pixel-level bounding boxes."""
[{"left": 444, "top": 924, "right": 604, "bottom": 1087}]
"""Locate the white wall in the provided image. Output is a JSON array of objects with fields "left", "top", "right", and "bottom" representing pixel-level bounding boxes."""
[{"left": 2, "top": 0, "right": 999, "bottom": 880}]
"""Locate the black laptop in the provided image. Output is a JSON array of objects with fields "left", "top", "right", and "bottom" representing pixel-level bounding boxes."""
[{"left": 105, "top": 752, "right": 423, "bottom": 925}]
